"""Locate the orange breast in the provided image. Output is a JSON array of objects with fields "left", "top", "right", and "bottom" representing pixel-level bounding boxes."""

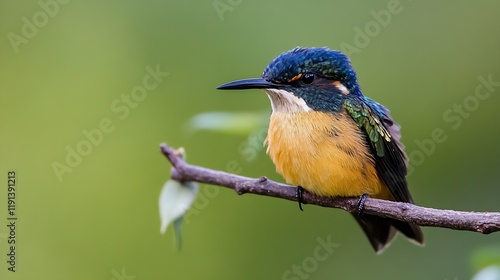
[{"left": 265, "top": 110, "right": 391, "bottom": 199}]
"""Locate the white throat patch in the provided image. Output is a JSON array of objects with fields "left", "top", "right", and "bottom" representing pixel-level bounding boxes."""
[{"left": 264, "top": 88, "right": 312, "bottom": 113}]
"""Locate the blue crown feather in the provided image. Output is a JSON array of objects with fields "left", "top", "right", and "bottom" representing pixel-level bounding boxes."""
[{"left": 262, "top": 47, "right": 359, "bottom": 92}]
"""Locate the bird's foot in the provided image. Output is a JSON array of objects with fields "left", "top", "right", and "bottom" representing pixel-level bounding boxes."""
[
  {"left": 296, "top": 186, "right": 306, "bottom": 211},
  {"left": 356, "top": 194, "right": 369, "bottom": 216}
]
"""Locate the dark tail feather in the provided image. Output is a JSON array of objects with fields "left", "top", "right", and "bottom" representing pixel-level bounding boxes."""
[
  {"left": 353, "top": 214, "right": 424, "bottom": 253},
  {"left": 390, "top": 218, "right": 424, "bottom": 245}
]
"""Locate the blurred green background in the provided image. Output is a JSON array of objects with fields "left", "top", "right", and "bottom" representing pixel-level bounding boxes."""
[{"left": 1, "top": 0, "right": 500, "bottom": 279}]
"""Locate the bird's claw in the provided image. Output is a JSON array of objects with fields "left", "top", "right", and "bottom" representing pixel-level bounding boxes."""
[
  {"left": 357, "top": 194, "right": 369, "bottom": 216},
  {"left": 297, "top": 186, "right": 306, "bottom": 211}
]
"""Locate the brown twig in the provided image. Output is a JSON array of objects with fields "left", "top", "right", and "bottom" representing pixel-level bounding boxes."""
[{"left": 160, "top": 143, "right": 500, "bottom": 234}]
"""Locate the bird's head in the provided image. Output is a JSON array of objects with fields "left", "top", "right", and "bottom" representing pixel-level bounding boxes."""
[{"left": 217, "top": 47, "right": 361, "bottom": 113}]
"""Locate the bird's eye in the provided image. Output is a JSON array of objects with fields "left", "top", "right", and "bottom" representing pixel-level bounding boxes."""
[{"left": 301, "top": 73, "right": 314, "bottom": 84}]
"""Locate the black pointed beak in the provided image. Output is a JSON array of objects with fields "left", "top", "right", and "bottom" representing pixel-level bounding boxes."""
[{"left": 217, "top": 78, "right": 284, "bottom": 90}]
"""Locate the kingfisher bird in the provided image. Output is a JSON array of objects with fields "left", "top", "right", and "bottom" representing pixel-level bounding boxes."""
[{"left": 217, "top": 47, "right": 424, "bottom": 253}]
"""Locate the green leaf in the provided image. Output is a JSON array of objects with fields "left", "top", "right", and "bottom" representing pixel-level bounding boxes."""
[{"left": 159, "top": 179, "right": 199, "bottom": 248}]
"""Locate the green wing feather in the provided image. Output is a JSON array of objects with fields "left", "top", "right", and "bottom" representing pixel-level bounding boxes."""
[
  {"left": 343, "top": 98, "right": 411, "bottom": 203},
  {"left": 343, "top": 99, "right": 391, "bottom": 157},
  {"left": 344, "top": 98, "right": 424, "bottom": 247},
  {"left": 343, "top": 98, "right": 424, "bottom": 247}
]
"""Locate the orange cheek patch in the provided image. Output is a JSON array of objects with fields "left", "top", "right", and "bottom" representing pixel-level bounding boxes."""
[
  {"left": 333, "top": 81, "right": 350, "bottom": 95},
  {"left": 287, "top": 73, "right": 302, "bottom": 83}
]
